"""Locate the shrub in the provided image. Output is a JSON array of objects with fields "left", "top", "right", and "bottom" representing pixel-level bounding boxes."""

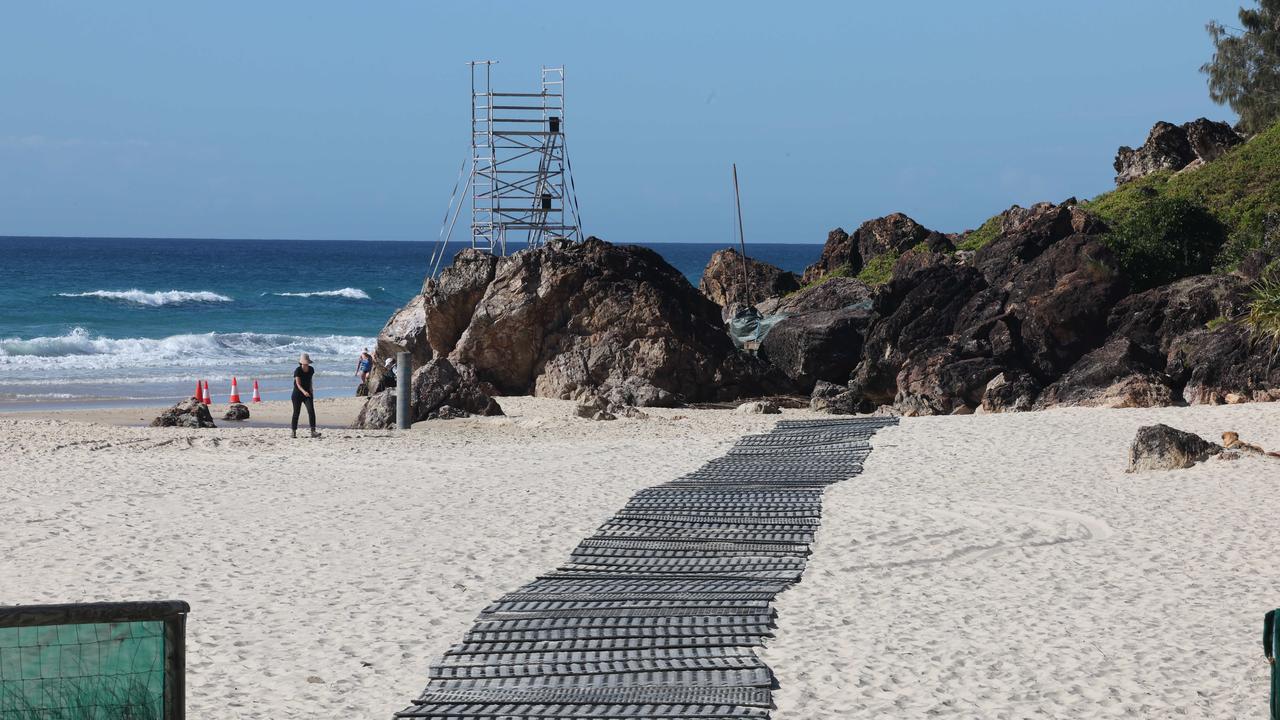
[
  {"left": 856, "top": 253, "right": 898, "bottom": 286},
  {"left": 1102, "top": 196, "right": 1226, "bottom": 291},
  {"left": 1247, "top": 275, "right": 1280, "bottom": 347}
]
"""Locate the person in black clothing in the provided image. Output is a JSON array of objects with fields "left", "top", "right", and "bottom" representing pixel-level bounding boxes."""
[{"left": 292, "top": 352, "right": 319, "bottom": 438}]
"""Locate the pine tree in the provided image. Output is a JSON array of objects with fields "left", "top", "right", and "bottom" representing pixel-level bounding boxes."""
[{"left": 1202, "top": 1, "right": 1280, "bottom": 134}]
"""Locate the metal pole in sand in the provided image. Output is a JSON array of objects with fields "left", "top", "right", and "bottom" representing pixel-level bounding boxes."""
[{"left": 396, "top": 351, "right": 412, "bottom": 430}]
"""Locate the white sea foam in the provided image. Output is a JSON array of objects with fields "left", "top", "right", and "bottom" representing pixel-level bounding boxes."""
[
  {"left": 0, "top": 328, "right": 370, "bottom": 381},
  {"left": 272, "top": 287, "right": 370, "bottom": 300},
  {"left": 56, "top": 289, "right": 233, "bottom": 306}
]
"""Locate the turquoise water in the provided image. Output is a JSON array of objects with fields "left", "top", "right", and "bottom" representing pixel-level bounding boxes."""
[{"left": 0, "top": 237, "right": 821, "bottom": 408}]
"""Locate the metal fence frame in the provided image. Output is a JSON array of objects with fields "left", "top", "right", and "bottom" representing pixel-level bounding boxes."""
[{"left": 0, "top": 600, "right": 189, "bottom": 720}]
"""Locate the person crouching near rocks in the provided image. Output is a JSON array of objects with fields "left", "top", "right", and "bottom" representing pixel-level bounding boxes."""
[{"left": 292, "top": 352, "right": 320, "bottom": 438}]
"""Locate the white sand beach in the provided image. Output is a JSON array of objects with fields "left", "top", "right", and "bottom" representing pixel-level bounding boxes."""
[{"left": 2, "top": 398, "right": 1278, "bottom": 718}]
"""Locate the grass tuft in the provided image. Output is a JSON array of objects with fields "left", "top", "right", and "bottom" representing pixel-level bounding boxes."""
[{"left": 1246, "top": 275, "right": 1280, "bottom": 347}]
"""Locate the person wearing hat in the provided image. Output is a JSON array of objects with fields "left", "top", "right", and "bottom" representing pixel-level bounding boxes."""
[
  {"left": 291, "top": 352, "right": 319, "bottom": 438},
  {"left": 383, "top": 356, "right": 397, "bottom": 388}
]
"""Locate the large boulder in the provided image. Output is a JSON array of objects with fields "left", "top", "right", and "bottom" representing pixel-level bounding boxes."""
[
  {"left": 1128, "top": 424, "right": 1222, "bottom": 472},
  {"left": 449, "top": 238, "right": 739, "bottom": 407},
  {"left": 756, "top": 276, "right": 874, "bottom": 316},
  {"left": 1114, "top": 119, "right": 1242, "bottom": 185},
  {"left": 374, "top": 294, "right": 432, "bottom": 372},
  {"left": 1002, "top": 234, "right": 1130, "bottom": 379},
  {"left": 699, "top": 248, "right": 800, "bottom": 311},
  {"left": 351, "top": 389, "right": 396, "bottom": 430},
  {"left": 1035, "top": 337, "right": 1175, "bottom": 409},
  {"left": 373, "top": 248, "right": 499, "bottom": 372},
  {"left": 409, "top": 358, "right": 503, "bottom": 422},
  {"left": 223, "top": 403, "right": 250, "bottom": 421},
  {"left": 972, "top": 201, "right": 1106, "bottom": 286},
  {"left": 894, "top": 342, "right": 1005, "bottom": 416},
  {"left": 1107, "top": 274, "right": 1248, "bottom": 363},
  {"left": 849, "top": 258, "right": 988, "bottom": 407},
  {"left": 150, "top": 398, "right": 216, "bottom": 429},
  {"left": 1168, "top": 323, "right": 1280, "bottom": 405},
  {"left": 753, "top": 278, "right": 877, "bottom": 391}
]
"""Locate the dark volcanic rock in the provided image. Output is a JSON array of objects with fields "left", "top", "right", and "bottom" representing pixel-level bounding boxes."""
[
  {"left": 1107, "top": 274, "right": 1248, "bottom": 363},
  {"left": 1035, "top": 337, "right": 1175, "bottom": 409},
  {"left": 410, "top": 358, "right": 503, "bottom": 422},
  {"left": 894, "top": 344, "right": 1004, "bottom": 416},
  {"left": 849, "top": 258, "right": 988, "bottom": 407},
  {"left": 352, "top": 389, "right": 396, "bottom": 430},
  {"left": 757, "top": 285, "right": 880, "bottom": 389},
  {"left": 150, "top": 398, "right": 216, "bottom": 429},
  {"left": 854, "top": 213, "right": 935, "bottom": 267},
  {"left": 222, "top": 403, "right": 250, "bottom": 421},
  {"left": 801, "top": 214, "right": 936, "bottom": 284},
  {"left": 810, "top": 380, "right": 860, "bottom": 415},
  {"left": 1168, "top": 324, "right": 1280, "bottom": 405},
  {"left": 980, "top": 372, "right": 1040, "bottom": 413},
  {"left": 1114, "top": 119, "right": 1242, "bottom": 185},
  {"left": 1128, "top": 424, "right": 1222, "bottom": 472},
  {"left": 1004, "top": 235, "right": 1129, "bottom": 379},
  {"left": 973, "top": 202, "right": 1106, "bottom": 286},
  {"left": 699, "top": 248, "right": 800, "bottom": 310},
  {"left": 802, "top": 228, "right": 855, "bottom": 284},
  {"left": 757, "top": 277, "right": 874, "bottom": 316}
]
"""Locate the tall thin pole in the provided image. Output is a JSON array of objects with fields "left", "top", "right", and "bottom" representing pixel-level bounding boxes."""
[{"left": 732, "top": 163, "right": 751, "bottom": 307}]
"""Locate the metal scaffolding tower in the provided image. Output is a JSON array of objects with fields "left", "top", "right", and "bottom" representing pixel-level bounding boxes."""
[
  {"left": 469, "top": 61, "right": 582, "bottom": 255},
  {"left": 428, "top": 62, "right": 585, "bottom": 276}
]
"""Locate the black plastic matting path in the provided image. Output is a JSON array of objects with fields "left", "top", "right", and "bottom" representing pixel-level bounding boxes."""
[{"left": 395, "top": 416, "right": 896, "bottom": 719}]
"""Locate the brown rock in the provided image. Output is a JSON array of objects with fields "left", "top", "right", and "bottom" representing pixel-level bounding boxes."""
[
  {"left": 699, "top": 248, "right": 800, "bottom": 310},
  {"left": 150, "top": 398, "right": 216, "bottom": 429},
  {"left": 450, "top": 238, "right": 737, "bottom": 407},
  {"left": 409, "top": 358, "right": 502, "bottom": 422},
  {"left": 1035, "top": 337, "right": 1175, "bottom": 409},
  {"left": 1114, "top": 119, "right": 1242, "bottom": 185},
  {"left": 1128, "top": 424, "right": 1222, "bottom": 472}
]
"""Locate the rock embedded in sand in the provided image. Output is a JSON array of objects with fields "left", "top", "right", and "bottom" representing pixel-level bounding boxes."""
[
  {"left": 734, "top": 400, "right": 781, "bottom": 415},
  {"left": 1128, "top": 423, "right": 1223, "bottom": 472},
  {"left": 351, "top": 390, "right": 396, "bottom": 429},
  {"left": 150, "top": 398, "right": 216, "bottom": 429},
  {"left": 222, "top": 403, "right": 250, "bottom": 421}
]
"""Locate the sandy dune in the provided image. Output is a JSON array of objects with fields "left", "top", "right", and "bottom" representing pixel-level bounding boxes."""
[{"left": 2, "top": 398, "right": 1278, "bottom": 717}]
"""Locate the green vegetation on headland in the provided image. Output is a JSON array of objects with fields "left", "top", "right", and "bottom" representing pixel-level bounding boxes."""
[
  {"left": 1084, "top": 119, "right": 1280, "bottom": 275},
  {"left": 955, "top": 214, "right": 1002, "bottom": 252},
  {"left": 855, "top": 253, "right": 897, "bottom": 286},
  {"left": 1249, "top": 275, "right": 1280, "bottom": 345}
]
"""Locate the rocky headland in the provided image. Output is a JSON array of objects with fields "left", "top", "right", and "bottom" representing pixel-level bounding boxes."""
[{"left": 363, "top": 117, "right": 1280, "bottom": 420}]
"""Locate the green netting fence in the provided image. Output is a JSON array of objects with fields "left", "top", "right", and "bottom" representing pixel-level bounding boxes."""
[{"left": 0, "top": 602, "right": 187, "bottom": 720}]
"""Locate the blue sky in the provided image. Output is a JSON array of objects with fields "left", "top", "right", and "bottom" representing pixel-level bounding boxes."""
[{"left": 0, "top": 1, "right": 1248, "bottom": 243}]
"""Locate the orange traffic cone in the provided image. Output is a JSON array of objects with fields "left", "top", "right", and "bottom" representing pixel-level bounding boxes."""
[
  {"left": 202, "top": 380, "right": 212, "bottom": 405},
  {"left": 194, "top": 380, "right": 203, "bottom": 401},
  {"left": 251, "top": 379, "right": 261, "bottom": 403},
  {"left": 229, "top": 377, "right": 241, "bottom": 403}
]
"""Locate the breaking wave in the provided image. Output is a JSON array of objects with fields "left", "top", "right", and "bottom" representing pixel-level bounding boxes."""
[
  {"left": 272, "top": 287, "right": 370, "bottom": 300},
  {"left": 0, "top": 328, "right": 370, "bottom": 379},
  {"left": 57, "top": 289, "right": 233, "bottom": 306}
]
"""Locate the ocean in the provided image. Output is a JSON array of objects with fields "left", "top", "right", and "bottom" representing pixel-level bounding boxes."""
[{"left": 0, "top": 237, "right": 822, "bottom": 410}]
